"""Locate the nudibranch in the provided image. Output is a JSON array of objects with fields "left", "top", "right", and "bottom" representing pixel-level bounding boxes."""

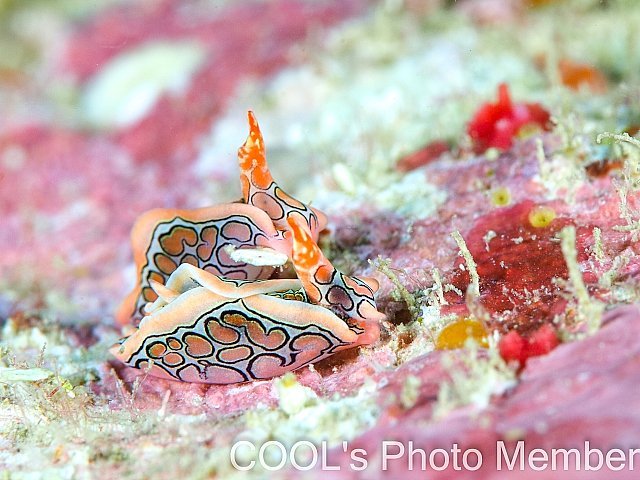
[
  {"left": 115, "top": 111, "right": 327, "bottom": 324},
  {"left": 111, "top": 111, "right": 386, "bottom": 383},
  {"left": 110, "top": 220, "right": 385, "bottom": 383}
]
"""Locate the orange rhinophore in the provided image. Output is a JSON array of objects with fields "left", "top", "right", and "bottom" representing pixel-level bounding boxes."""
[{"left": 239, "top": 111, "right": 327, "bottom": 236}]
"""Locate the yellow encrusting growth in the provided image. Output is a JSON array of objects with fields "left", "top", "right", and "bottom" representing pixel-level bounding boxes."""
[
  {"left": 491, "top": 188, "right": 510, "bottom": 206},
  {"left": 435, "top": 318, "right": 488, "bottom": 350},
  {"left": 528, "top": 205, "right": 556, "bottom": 227}
]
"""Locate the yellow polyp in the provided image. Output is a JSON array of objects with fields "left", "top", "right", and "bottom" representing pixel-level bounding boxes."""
[
  {"left": 281, "top": 371, "right": 297, "bottom": 387},
  {"left": 492, "top": 188, "right": 510, "bottom": 206},
  {"left": 528, "top": 205, "right": 556, "bottom": 227},
  {"left": 435, "top": 318, "right": 488, "bottom": 350}
]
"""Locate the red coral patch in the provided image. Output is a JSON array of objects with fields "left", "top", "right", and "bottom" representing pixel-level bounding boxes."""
[
  {"left": 396, "top": 140, "right": 450, "bottom": 172},
  {"left": 442, "top": 200, "right": 593, "bottom": 334},
  {"left": 499, "top": 324, "right": 559, "bottom": 366},
  {"left": 467, "top": 83, "right": 551, "bottom": 154}
]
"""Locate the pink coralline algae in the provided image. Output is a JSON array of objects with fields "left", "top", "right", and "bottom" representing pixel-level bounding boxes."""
[
  {"left": 0, "top": 123, "right": 199, "bottom": 317},
  {"left": 311, "top": 305, "right": 640, "bottom": 480},
  {"left": 64, "top": 0, "right": 367, "bottom": 165},
  {"left": 467, "top": 83, "right": 551, "bottom": 154}
]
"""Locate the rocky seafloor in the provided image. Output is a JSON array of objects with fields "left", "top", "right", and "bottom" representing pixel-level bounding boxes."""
[{"left": 2, "top": 0, "right": 640, "bottom": 478}]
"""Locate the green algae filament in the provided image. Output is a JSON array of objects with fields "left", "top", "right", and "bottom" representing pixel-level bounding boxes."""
[
  {"left": 435, "top": 318, "right": 489, "bottom": 350},
  {"left": 528, "top": 205, "right": 556, "bottom": 228}
]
